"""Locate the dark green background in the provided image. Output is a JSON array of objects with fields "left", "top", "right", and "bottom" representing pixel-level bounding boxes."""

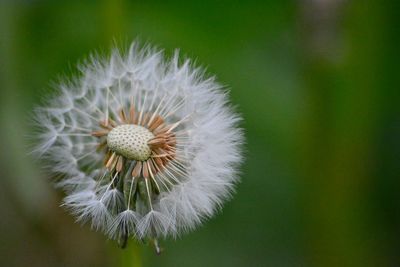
[{"left": 0, "top": 1, "right": 399, "bottom": 266}]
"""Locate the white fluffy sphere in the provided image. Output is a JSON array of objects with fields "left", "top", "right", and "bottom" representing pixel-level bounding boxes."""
[{"left": 33, "top": 43, "right": 243, "bottom": 247}]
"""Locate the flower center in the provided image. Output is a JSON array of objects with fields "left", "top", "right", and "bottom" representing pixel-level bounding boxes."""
[{"left": 106, "top": 124, "right": 155, "bottom": 161}]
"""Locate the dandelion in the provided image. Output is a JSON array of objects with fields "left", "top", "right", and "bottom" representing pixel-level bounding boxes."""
[{"left": 33, "top": 42, "right": 243, "bottom": 251}]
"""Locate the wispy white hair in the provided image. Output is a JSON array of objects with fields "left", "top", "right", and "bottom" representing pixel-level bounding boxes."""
[{"left": 33, "top": 42, "right": 243, "bottom": 243}]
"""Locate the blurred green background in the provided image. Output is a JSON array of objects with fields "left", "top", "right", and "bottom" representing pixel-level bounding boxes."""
[{"left": 0, "top": 0, "right": 399, "bottom": 266}]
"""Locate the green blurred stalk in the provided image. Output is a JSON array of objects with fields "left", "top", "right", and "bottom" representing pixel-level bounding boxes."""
[
  {"left": 109, "top": 242, "right": 143, "bottom": 267},
  {"left": 297, "top": 1, "right": 385, "bottom": 266},
  {"left": 101, "top": 0, "right": 127, "bottom": 42}
]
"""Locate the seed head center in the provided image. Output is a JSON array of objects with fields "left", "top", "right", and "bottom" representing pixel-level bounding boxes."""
[{"left": 107, "top": 124, "right": 154, "bottom": 161}]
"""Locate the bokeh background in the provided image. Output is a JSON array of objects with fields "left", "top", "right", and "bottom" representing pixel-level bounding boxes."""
[{"left": 0, "top": 0, "right": 399, "bottom": 266}]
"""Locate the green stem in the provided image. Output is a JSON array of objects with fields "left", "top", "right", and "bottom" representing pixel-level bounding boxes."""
[{"left": 109, "top": 241, "right": 142, "bottom": 267}]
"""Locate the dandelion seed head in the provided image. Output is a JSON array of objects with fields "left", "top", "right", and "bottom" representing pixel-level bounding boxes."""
[{"left": 33, "top": 42, "right": 243, "bottom": 247}]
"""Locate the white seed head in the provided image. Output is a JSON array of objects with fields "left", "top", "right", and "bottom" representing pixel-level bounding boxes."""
[
  {"left": 32, "top": 42, "right": 244, "bottom": 247},
  {"left": 107, "top": 124, "right": 154, "bottom": 161}
]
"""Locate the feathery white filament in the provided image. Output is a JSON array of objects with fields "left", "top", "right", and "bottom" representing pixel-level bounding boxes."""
[{"left": 33, "top": 42, "right": 243, "bottom": 245}]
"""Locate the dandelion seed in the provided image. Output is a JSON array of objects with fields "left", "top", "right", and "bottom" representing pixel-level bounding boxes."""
[{"left": 33, "top": 42, "right": 243, "bottom": 251}]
